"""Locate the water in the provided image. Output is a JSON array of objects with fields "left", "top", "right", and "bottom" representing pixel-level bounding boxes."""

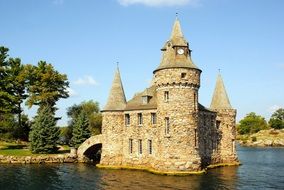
[{"left": 1, "top": 146, "right": 284, "bottom": 190}]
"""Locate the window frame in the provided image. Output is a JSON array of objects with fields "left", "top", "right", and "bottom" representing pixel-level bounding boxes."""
[
  {"left": 137, "top": 113, "right": 143, "bottom": 126},
  {"left": 151, "top": 113, "right": 157, "bottom": 125},
  {"left": 125, "top": 114, "right": 130, "bottom": 126}
]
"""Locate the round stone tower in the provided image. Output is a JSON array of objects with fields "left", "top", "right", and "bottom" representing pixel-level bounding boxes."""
[{"left": 153, "top": 18, "right": 202, "bottom": 171}]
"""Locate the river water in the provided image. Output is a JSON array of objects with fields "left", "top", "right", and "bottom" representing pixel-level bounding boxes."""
[{"left": 1, "top": 146, "right": 284, "bottom": 190}]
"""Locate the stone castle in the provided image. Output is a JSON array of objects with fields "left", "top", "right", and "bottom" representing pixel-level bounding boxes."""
[{"left": 78, "top": 18, "right": 239, "bottom": 174}]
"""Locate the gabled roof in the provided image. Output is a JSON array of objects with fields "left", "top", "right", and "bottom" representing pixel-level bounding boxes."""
[
  {"left": 103, "top": 67, "right": 126, "bottom": 111},
  {"left": 125, "top": 85, "right": 157, "bottom": 111},
  {"left": 210, "top": 74, "right": 232, "bottom": 109}
]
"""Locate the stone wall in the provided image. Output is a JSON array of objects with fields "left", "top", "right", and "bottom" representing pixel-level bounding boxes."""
[
  {"left": 100, "top": 112, "right": 124, "bottom": 165},
  {"left": 0, "top": 154, "right": 77, "bottom": 164},
  {"left": 213, "top": 109, "right": 238, "bottom": 163}
]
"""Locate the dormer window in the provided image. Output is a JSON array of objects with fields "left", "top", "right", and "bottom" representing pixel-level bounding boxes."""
[{"left": 142, "top": 96, "right": 149, "bottom": 105}]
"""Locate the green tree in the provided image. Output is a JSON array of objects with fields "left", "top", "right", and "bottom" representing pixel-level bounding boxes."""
[
  {"left": 237, "top": 112, "right": 268, "bottom": 134},
  {"left": 269, "top": 108, "right": 284, "bottom": 129},
  {"left": 13, "top": 114, "right": 31, "bottom": 141},
  {"left": 26, "top": 61, "right": 69, "bottom": 112},
  {"left": 67, "top": 100, "right": 102, "bottom": 136},
  {"left": 0, "top": 46, "right": 14, "bottom": 114},
  {"left": 6, "top": 58, "right": 28, "bottom": 128},
  {"left": 29, "top": 105, "right": 60, "bottom": 153},
  {"left": 71, "top": 111, "right": 91, "bottom": 148},
  {"left": 59, "top": 126, "right": 73, "bottom": 145}
]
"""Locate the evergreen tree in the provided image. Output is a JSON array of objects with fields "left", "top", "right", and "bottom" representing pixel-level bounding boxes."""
[
  {"left": 71, "top": 111, "right": 91, "bottom": 148},
  {"left": 29, "top": 105, "right": 60, "bottom": 153}
]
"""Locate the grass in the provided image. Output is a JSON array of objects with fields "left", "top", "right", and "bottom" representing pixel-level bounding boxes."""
[
  {"left": 0, "top": 149, "right": 33, "bottom": 156},
  {"left": 0, "top": 141, "right": 71, "bottom": 156}
]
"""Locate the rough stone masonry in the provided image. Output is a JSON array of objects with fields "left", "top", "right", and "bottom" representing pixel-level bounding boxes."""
[{"left": 77, "top": 18, "right": 239, "bottom": 175}]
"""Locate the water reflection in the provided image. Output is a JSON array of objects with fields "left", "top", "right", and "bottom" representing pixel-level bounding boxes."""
[{"left": 1, "top": 146, "right": 284, "bottom": 190}]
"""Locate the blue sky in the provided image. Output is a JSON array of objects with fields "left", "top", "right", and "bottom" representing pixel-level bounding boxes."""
[{"left": 1, "top": 0, "right": 284, "bottom": 126}]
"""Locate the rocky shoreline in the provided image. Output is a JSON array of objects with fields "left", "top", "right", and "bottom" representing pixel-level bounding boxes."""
[
  {"left": 238, "top": 129, "right": 284, "bottom": 147},
  {"left": 0, "top": 154, "right": 78, "bottom": 164}
]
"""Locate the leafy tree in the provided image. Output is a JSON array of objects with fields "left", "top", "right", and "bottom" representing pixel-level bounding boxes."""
[
  {"left": 26, "top": 61, "right": 69, "bottom": 113},
  {"left": 67, "top": 100, "right": 102, "bottom": 136},
  {"left": 269, "top": 108, "right": 284, "bottom": 129},
  {"left": 29, "top": 105, "right": 60, "bottom": 153},
  {"left": 0, "top": 113, "right": 16, "bottom": 140},
  {"left": 71, "top": 111, "right": 91, "bottom": 148},
  {"left": 13, "top": 114, "right": 31, "bottom": 141},
  {"left": 237, "top": 112, "right": 268, "bottom": 134},
  {"left": 59, "top": 126, "right": 73, "bottom": 145}
]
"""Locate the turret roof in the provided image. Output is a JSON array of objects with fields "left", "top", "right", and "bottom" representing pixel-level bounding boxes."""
[
  {"left": 154, "top": 18, "right": 200, "bottom": 73},
  {"left": 103, "top": 67, "right": 126, "bottom": 111},
  {"left": 210, "top": 74, "right": 232, "bottom": 109}
]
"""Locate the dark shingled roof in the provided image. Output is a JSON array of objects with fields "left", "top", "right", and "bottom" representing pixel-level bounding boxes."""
[{"left": 125, "top": 85, "right": 157, "bottom": 111}]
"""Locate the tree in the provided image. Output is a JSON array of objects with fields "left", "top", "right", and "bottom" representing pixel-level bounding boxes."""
[
  {"left": 13, "top": 114, "right": 31, "bottom": 141},
  {"left": 269, "top": 108, "right": 284, "bottom": 129},
  {"left": 0, "top": 46, "right": 14, "bottom": 114},
  {"left": 29, "top": 105, "right": 60, "bottom": 153},
  {"left": 6, "top": 58, "right": 28, "bottom": 128},
  {"left": 237, "top": 112, "right": 268, "bottom": 134},
  {"left": 59, "top": 126, "right": 73, "bottom": 145},
  {"left": 26, "top": 61, "right": 69, "bottom": 113},
  {"left": 67, "top": 100, "right": 102, "bottom": 136},
  {"left": 71, "top": 111, "right": 91, "bottom": 148}
]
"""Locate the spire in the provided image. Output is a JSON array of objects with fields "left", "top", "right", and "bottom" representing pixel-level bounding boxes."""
[
  {"left": 153, "top": 17, "right": 200, "bottom": 73},
  {"left": 210, "top": 74, "right": 232, "bottom": 109},
  {"left": 170, "top": 16, "right": 183, "bottom": 39},
  {"left": 103, "top": 66, "right": 126, "bottom": 111}
]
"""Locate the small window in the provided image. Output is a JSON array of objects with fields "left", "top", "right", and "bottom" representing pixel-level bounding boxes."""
[
  {"left": 148, "top": 139, "right": 152, "bottom": 154},
  {"left": 142, "top": 96, "right": 148, "bottom": 104},
  {"left": 216, "top": 120, "right": 221, "bottom": 129},
  {"left": 138, "top": 139, "right": 142, "bottom": 154},
  {"left": 164, "top": 91, "right": 169, "bottom": 102},
  {"left": 151, "top": 113, "right": 157, "bottom": 124},
  {"left": 194, "top": 128, "right": 197, "bottom": 147},
  {"left": 125, "top": 114, "right": 130, "bottom": 126},
  {"left": 165, "top": 117, "right": 170, "bottom": 135},
  {"left": 181, "top": 73, "right": 186, "bottom": 79},
  {"left": 129, "top": 139, "right": 133, "bottom": 154},
  {"left": 138, "top": 113, "right": 143, "bottom": 125}
]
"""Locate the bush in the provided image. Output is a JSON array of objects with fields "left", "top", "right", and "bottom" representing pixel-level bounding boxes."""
[{"left": 251, "top": 136, "right": 257, "bottom": 142}]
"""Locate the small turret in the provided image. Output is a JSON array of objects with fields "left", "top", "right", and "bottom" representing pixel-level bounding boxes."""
[
  {"left": 210, "top": 74, "right": 232, "bottom": 110},
  {"left": 210, "top": 73, "right": 238, "bottom": 164},
  {"left": 103, "top": 67, "right": 126, "bottom": 111}
]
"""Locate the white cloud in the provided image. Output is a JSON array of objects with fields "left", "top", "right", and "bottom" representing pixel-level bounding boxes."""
[
  {"left": 52, "top": 0, "right": 64, "bottom": 5},
  {"left": 118, "top": 0, "right": 199, "bottom": 7},
  {"left": 268, "top": 105, "right": 281, "bottom": 114},
  {"left": 67, "top": 87, "right": 79, "bottom": 97},
  {"left": 74, "top": 75, "right": 99, "bottom": 86}
]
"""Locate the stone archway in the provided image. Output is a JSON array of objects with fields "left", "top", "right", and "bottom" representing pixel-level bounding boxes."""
[{"left": 77, "top": 134, "right": 104, "bottom": 163}]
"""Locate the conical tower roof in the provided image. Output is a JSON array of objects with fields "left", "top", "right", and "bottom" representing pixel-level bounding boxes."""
[
  {"left": 170, "top": 17, "right": 187, "bottom": 47},
  {"left": 103, "top": 67, "right": 126, "bottom": 111},
  {"left": 154, "top": 17, "right": 199, "bottom": 73},
  {"left": 210, "top": 74, "right": 232, "bottom": 109}
]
